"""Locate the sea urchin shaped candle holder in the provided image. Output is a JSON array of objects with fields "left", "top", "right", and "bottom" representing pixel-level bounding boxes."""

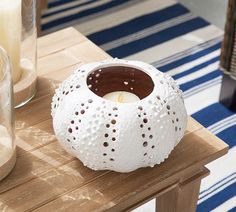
[{"left": 51, "top": 59, "right": 187, "bottom": 173}]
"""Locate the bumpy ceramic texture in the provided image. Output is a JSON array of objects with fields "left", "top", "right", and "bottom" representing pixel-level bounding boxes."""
[{"left": 51, "top": 59, "right": 187, "bottom": 173}]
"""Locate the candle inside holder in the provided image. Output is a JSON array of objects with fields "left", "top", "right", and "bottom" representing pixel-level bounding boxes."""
[
  {"left": 103, "top": 91, "right": 140, "bottom": 103},
  {"left": 0, "top": 0, "right": 22, "bottom": 84}
]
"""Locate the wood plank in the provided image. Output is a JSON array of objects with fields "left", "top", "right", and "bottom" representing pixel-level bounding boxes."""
[
  {"left": 156, "top": 169, "right": 207, "bottom": 212},
  {"left": 16, "top": 119, "right": 55, "bottom": 156},
  {"left": 0, "top": 142, "right": 74, "bottom": 194},
  {"left": 34, "top": 77, "right": 61, "bottom": 102},
  {"left": 156, "top": 167, "right": 209, "bottom": 212},
  {"left": 67, "top": 40, "right": 112, "bottom": 62},
  {"left": 41, "top": 63, "right": 81, "bottom": 81},
  {"left": 37, "top": 50, "right": 80, "bottom": 76},
  {"left": 191, "top": 127, "right": 229, "bottom": 164},
  {"left": 38, "top": 28, "right": 86, "bottom": 58},
  {"left": 33, "top": 129, "right": 227, "bottom": 212},
  {"left": 0, "top": 127, "right": 225, "bottom": 212},
  {"left": 16, "top": 94, "right": 52, "bottom": 127},
  {"left": 126, "top": 167, "right": 209, "bottom": 211},
  {"left": 0, "top": 161, "right": 107, "bottom": 211},
  {"left": 186, "top": 116, "right": 203, "bottom": 133}
]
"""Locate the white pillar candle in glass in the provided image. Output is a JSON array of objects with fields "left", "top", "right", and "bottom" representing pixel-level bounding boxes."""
[
  {"left": 0, "top": 0, "right": 22, "bottom": 84},
  {"left": 103, "top": 91, "right": 140, "bottom": 103}
]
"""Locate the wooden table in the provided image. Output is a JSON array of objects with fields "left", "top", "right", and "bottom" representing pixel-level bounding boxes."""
[{"left": 0, "top": 28, "right": 228, "bottom": 212}]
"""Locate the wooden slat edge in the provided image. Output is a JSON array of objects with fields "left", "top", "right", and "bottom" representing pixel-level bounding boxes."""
[{"left": 38, "top": 27, "right": 87, "bottom": 58}]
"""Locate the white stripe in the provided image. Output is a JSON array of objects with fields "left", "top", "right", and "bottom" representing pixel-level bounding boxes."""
[
  {"left": 44, "top": 0, "right": 90, "bottom": 15},
  {"left": 125, "top": 25, "right": 223, "bottom": 64},
  {"left": 132, "top": 199, "right": 155, "bottom": 212},
  {"left": 199, "top": 173, "right": 236, "bottom": 198},
  {"left": 176, "top": 61, "right": 219, "bottom": 85},
  {"left": 42, "top": 0, "right": 112, "bottom": 24},
  {"left": 211, "top": 196, "right": 236, "bottom": 212},
  {"left": 183, "top": 76, "right": 221, "bottom": 98},
  {"left": 198, "top": 177, "right": 236, "bottom": 204},
  {"left": 184, "top": 81, "right": 221, "bottom": 115},
  {"left": 199, "top": 146, "right": 236, "bottom": 203},
  {"left": 183, "top": 78, "right": 221, "bottom": 102},
  {"left": 73, "top": 0, "right": 177, "bottom": 35},
  {"left": 213, "top": 118, "right": 236, "bottom": 134},
  {"left": 101, "top": 13, "right": 196, "bottom": 51},
  {"left": 184, "top": 79, "right": 221, "bottom": 99},
  {"left": 208, "top": 114, "right": 236, "bottom": 131},
  {"left": 153, "top": 36, "right": 222, "bottom": 67},
  {"left": 167, "top": 49, "right": 220, "bottom": 76},
  {"left": 211, "top": 117, "right": 236, "bottom": 134},
  {"left": 208, "top": 114, "right": 236, "bottom": 134}
]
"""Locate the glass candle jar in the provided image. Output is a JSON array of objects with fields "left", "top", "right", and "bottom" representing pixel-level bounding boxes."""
[
  {"left": 0, "top": 0, "right": 37, "bottom": 108},
  {"left": 0, "top": 47, "right": 16, "bottom": 181}
]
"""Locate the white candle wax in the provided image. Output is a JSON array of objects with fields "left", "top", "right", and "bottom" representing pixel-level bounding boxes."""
[
  {"left": 0, "top": 0, "right": 22, "bottom": 84},
  {"left": 103, "top": 91, "right": 140, "bottom": 103}
]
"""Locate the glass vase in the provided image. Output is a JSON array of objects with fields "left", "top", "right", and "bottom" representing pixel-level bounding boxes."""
[
  {"left": 0, "top": 0, "right": 37, "bottom": 108},
  {"left": 0, "top": 47, "right": 16, "bottom": 181}
]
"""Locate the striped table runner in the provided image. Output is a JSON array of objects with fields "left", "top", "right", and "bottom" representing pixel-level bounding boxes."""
[{"left": 42, "top": 0, "right": 236, "bottom": 211}]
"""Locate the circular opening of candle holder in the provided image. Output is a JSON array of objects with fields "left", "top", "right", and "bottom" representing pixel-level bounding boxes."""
[{"left": 87, "top": 65, "right": 155, "bottom": 102}]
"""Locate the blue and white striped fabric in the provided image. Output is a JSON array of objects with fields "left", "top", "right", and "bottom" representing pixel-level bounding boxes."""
[{"left": 42, "top": 0, "right": 236, "bottom": 211}]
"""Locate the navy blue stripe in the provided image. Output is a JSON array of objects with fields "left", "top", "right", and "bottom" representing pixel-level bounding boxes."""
[
  {"left": 197, "top": 183, "right": 236, "bottom": 211},
  {"left": 106, "top": 18, "right": 209, "bottom": 58},
  {"left": 217, "top": 125, "right": 236, "bottom": 148},
  {"left": 180, "top": 69, "right": 221, "bottom": 91},
  {"left": 192, "top": 103, "right": 235, "bottom": 128},
  {"left": 228, "top": 207, "right": 236, "bottom": 212},
  {"left": 45, "top": 0, "right": 96, "bottom": 17},
  {"left": 43, "top": 0, "right": 134, "bottom": 31},
  {"left": 173, "top": 56, "right": 219, "bottom": 79},
  {"left": 158, "top": 42, "right": 221, "bottom": 72},
  {"left": 88, "top": 4, "right": 190, "bottom": 44}
]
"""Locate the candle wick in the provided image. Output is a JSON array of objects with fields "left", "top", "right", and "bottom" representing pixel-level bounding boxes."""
[{"left": 117, "top": 93, "right": 124, "bottom": 103}]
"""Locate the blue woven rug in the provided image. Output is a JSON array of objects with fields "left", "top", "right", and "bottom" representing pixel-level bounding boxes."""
[{"left": 43, "top": 0, "right": 236, "bottom": 211}]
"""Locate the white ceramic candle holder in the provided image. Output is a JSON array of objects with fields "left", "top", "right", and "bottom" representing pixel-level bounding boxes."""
[{"left": 51, "top": 59, "right": 187, "bottom": 173}]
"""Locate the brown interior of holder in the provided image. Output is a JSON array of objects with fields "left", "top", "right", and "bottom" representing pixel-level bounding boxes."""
[{"left": 87, "top": 65, "right": 154, "bottom": 99}]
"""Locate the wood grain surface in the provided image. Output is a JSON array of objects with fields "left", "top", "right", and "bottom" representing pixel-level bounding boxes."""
[{"left": 0, "top": 27, "right": 228, "bottom": 212}]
